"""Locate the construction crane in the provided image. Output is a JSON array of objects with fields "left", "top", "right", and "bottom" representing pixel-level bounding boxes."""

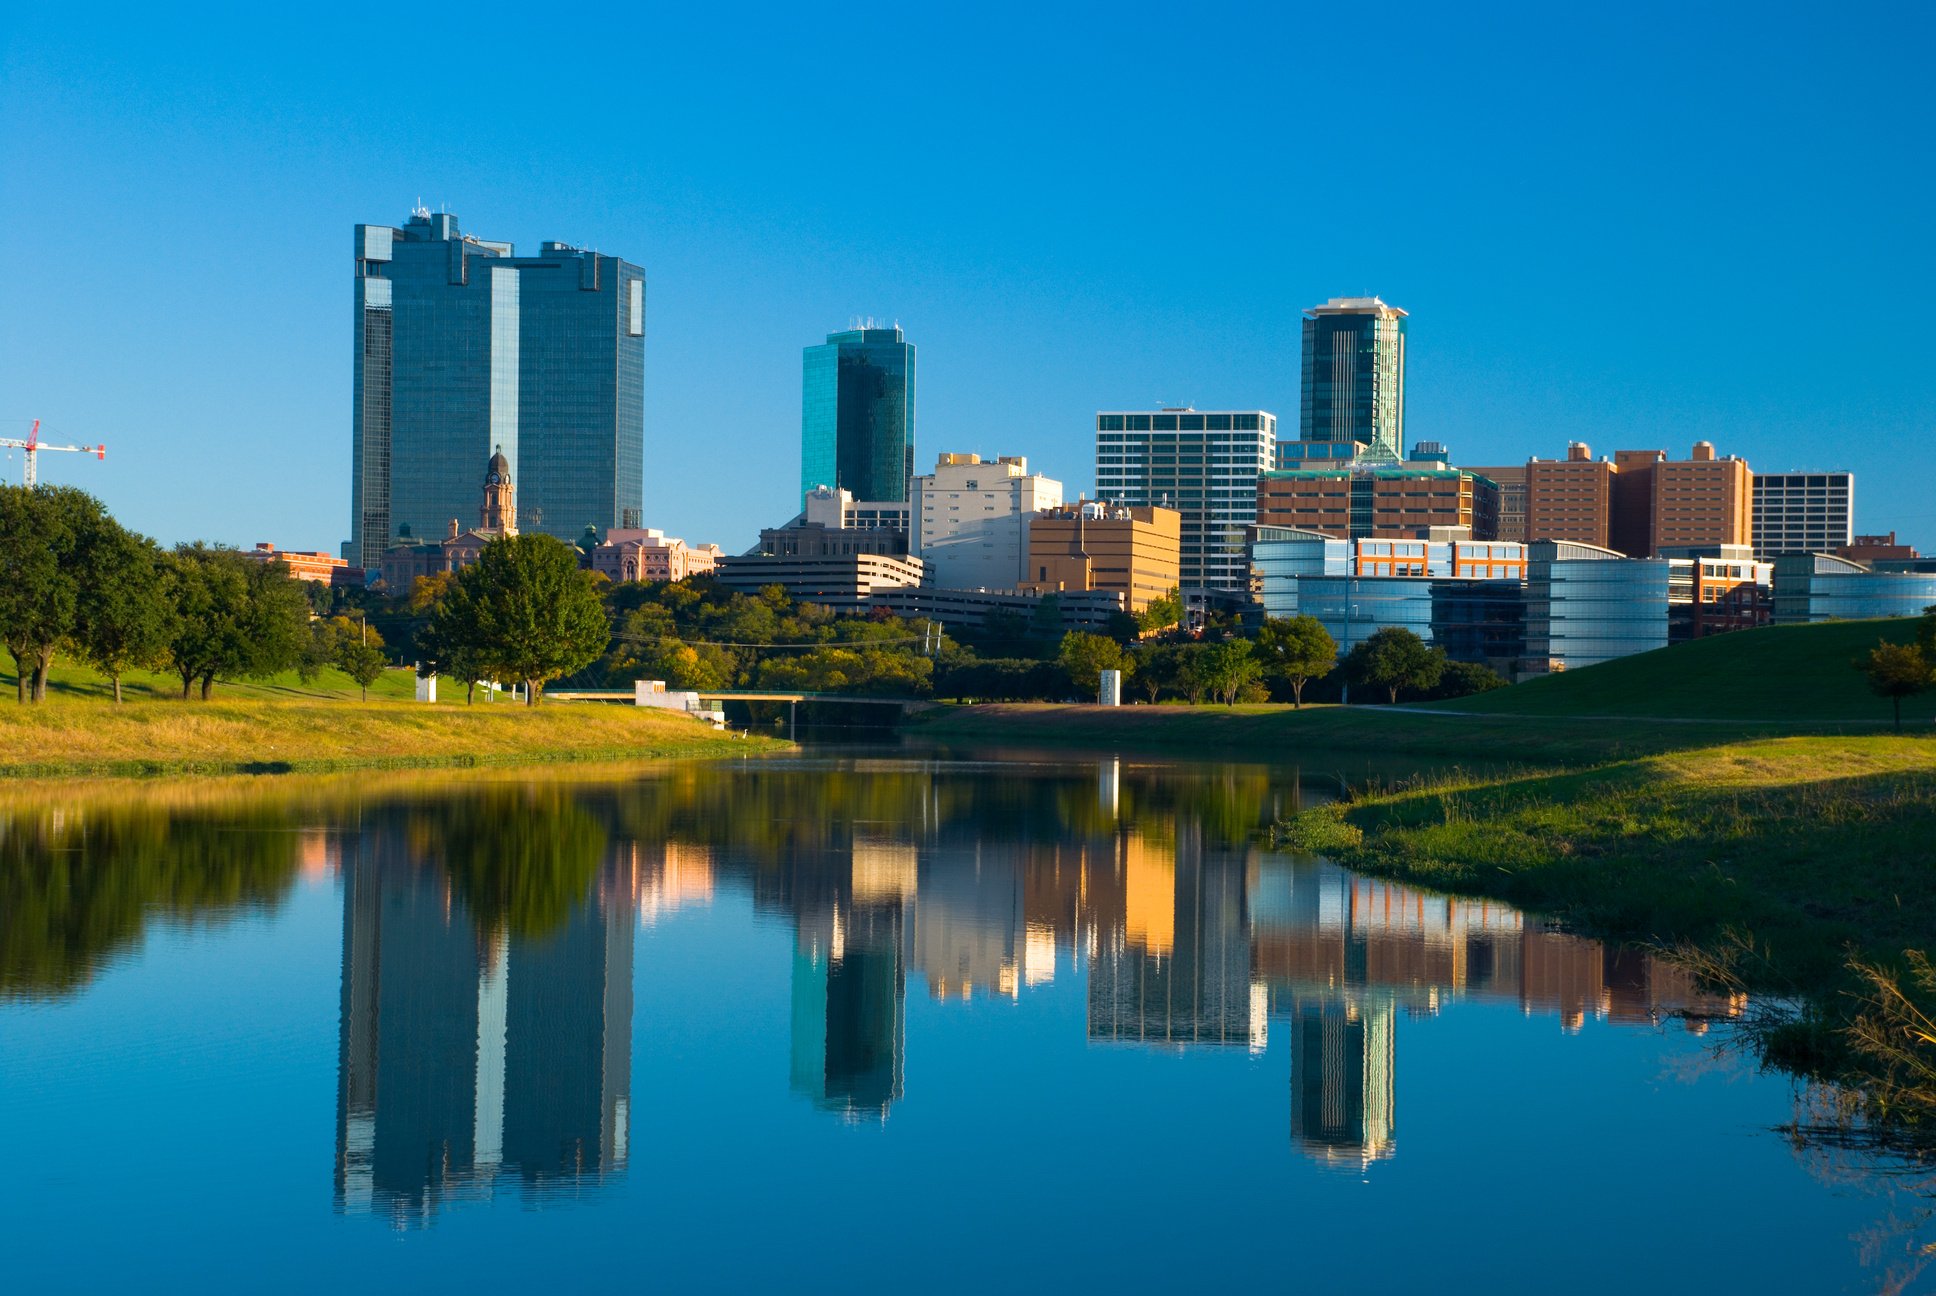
[{"left": 1, "top": 420, "right": 107, "bottom": 487}]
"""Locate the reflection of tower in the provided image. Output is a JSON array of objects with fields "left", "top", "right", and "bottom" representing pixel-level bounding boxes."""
[
  {"left": 1088, "top": 829, "right": 1256, "bottom": 1047},
  {"left": 912, "top": 843, "right": 1024, "bottom": 1000},
  {"left": 1289, "top": 996, "right": 1396, "bottom": 1166},
  {"left": 501, "top": 869, "right": 635, "bottom": 1190},
  {"left": 335, "top": 837, "right": 506, "bottom": 1226},
  {"left": 336, "top": 828, "right": 636, "bottom": 1225},
  {"left": 790, "top": 900, "right": 906, "bottom": 1120}
]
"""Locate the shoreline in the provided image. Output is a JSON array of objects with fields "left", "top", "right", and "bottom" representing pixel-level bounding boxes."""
[{"left": 0, "top": 696, "right": 788, "bottom": 778}]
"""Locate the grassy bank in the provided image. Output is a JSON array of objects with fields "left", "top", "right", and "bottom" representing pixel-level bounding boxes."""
[
  {"left": 0, "top": 695, "right": 781, "bottom": 776},
  {"left": 908, "top": 701, "right": 1800, "bottom": 767},
  {"left": 1278, "top": 734, "right": 1936, "bottom": 997}
]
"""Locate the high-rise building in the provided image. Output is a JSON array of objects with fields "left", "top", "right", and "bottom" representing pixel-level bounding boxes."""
[
  {"left": 1466, "top": 464, "right": 1529, "bottom": 542},
  {"left": 1299, "top": 297, "right": 1407, "bottom": 461},
  {"left": 912, "top": 453, "right": 1062, "bottom": 590},
  {"left": 1095, "top": 408, "right": 1275, "bottom": 595},
  {"left": 1524, "top": 444, "right": 1616, "bottom": 548},
  {"left": 1752, "top": 472, "right": 1854, "bottom": 559},
  {"left": 801, "top": 325, "right": 915, "bottom": 504},
  {"left": 350, "top": 208, "right": 645, "bottom": 569}
]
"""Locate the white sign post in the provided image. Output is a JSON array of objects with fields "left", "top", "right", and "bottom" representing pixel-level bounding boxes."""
[{"left": 1098, "top": 668, "right": 1122, "bottom": 707}]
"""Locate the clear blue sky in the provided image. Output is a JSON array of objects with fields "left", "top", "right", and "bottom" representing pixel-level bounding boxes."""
[{"left": 3, "top": 3, "right": 1931, "bottom": 555}]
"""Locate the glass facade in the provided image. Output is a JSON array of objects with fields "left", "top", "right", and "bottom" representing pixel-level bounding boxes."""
[
  {"left": 1525, "top": 549, "right": 1670, "bottom": 670},
  {"left": 1772, "top": 554, "right": 1936, "bottom": 623},
  {"left": 1251, "top": 526, "right": 1348, "bottom": 618},
  {"left": 1299, "top": 299, "right": 1406, "bottom": 461},
  {"left": 349, "top": 212, "right": 645, "bottom": 569},
  {"left": 800, "top": 327, "right": 915, "bottom": 504},
  {"left": 1297, "top": 576, "right": 1437, "bottom": 655},
  {"left": 1096, "top": 409, "right": 1276, "bottom": 594}
]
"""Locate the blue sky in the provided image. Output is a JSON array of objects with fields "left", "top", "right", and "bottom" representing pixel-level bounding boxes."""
[{"left": 3, "top": 2, "right": 1932, "bottom": 554}]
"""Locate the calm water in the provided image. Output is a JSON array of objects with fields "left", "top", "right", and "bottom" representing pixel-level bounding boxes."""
[{"left": 2, "top": 753, "right": 1930, "bottom": 1292}]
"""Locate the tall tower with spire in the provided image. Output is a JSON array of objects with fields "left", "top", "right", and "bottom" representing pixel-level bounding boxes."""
[{"left": 481, "top": 447, "right": 518, "bottom": 537}]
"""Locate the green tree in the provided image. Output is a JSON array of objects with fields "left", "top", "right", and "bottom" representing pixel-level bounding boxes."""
[
  {"left": 1136, "top": 586, "right": 1185, "bottom": 636},
  {"left": 161, "top": 545, "right": 311, "bottom": 700},
  {"left": 1858, "top": 640, "right": 1933, "bottom": 732},
  {"left": 72, "top": 517, "right": 175, "bottom": 703},
  {"left": 1200, "top": 639, "right": 1261, "bottom": 705},
  {"left": 1344, "top": 627, "right": 1447, "bottom": 704},
  {"left": 324, "top": 616, "right": 388, "bottom": 701},
  {"left": 0, "top": 485, "right": 98, "bottom": 702},
  {"left": 1058, "top": 631, "right": 1130, "bottom": 698},
  {"left": 1252, "top": 614, "right": 1336, "bottom": 708},
  {"left": 1426, "top": 659, "right": 1509, "bottom": 701},
  {"left": 443, "top": 534, "right": 610, "bottom": 705}
]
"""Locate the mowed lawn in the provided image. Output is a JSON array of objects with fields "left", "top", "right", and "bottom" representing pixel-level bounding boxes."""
[{"left": 1425, "top": 617, "right": 1930, "bottom": 724}]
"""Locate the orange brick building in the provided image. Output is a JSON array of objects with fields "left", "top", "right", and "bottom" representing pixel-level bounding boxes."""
[
  {"left": 1523, "top": 441, "right": 1751, "bottom": 557},
  {"left": 1255, "top": 468, "right": 1497, "bottom": 540},
  {"left": 1523, "top": 444, "right": 1615, "bottom": 548},
  {"left": 1021, "top": 502, "right": 1181, "bottom": 613}
]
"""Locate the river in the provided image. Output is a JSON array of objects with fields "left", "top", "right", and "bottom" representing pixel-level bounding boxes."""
[{"left": 2, "top": 750, "right": 1929, "bottom": 1292}]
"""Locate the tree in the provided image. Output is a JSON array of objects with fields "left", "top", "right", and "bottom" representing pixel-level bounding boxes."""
[
  {"left": 1136, "top": 586, "right": 1185, "bottom": 637},
  {"left": 1133, "top": 644, "right": 1177, "bottom": 702},
  {"left": 1252, "top": 614, "right": 1336, "bottom": 708},
  {"left": 1858, "top": 640, "right": 1933, "bottom": 732},
  {"left": 1344, "top": 627, "right": 1447, "bottom": 704},
  {"left": 441, "top": 534, "right": 610, "bottom": 705},
  {"left": 1059, "top": 631, "right": 1130, "bottom": 698},
  {"left": 1199, "top": 639, "right": 1261, "bottom": 705},
  {"left": 0, "top": 485, "right": 98, "bottom": 702},
  {"left": 1426, "top": 659, "right": 1509, "bottom": 701},
  {"left": 72, "top": 518, "right": 175, "bottom": 703},
  {"left": 320, "top": 616, "right": 388, "bottom": 702},
  {"left": 161, "top": 545, "right": 311, "bottom": 699}
]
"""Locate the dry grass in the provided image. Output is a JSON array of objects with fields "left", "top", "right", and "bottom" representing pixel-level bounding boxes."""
[{"left": 0, "top": 695, "right": 781, "bottom": 776}]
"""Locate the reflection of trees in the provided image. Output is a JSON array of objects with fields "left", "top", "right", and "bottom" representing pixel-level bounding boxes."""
[
  {"left": 0, "top": 803, "right": 300, "bottom": 999},
  {"left": 422, "top": 790, "right": 609, "bottom": 939}
]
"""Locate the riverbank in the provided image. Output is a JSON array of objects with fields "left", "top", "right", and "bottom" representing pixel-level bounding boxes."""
[
  {"left": 0, "top": 696, "right": 783, "bottom": 776},
  {"left": 1277, "top": 734, "right": 1936, "bottom": 996},
  {"left": 907, "top": 701, "right": 1815, "bottom": 767}
]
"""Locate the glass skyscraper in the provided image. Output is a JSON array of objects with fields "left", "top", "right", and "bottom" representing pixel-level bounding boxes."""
[
  {"left": 800, "top": 326, "right": 915, "bottom": 504},
  {"left": 1095, "top": 409, "right": 1276, "bottom": 594},
  {"left": 350, "top": 209, "right": 644, "bottom": 570},
  {"left": 1298, "top": 297, "right": 1407, "bottom": 462}
]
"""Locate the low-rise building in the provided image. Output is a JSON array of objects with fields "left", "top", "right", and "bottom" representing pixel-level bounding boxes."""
[
  {"left": 1836, "top": 532, "right": 1918, "bottom": 563},
  {"left": 248, "top": 543, "right": 361, "bottom": 587},
  {"left": 713, "top": 551, "right": 926, "bottom": 611},
  {"left": 591, "top": 529, "right": 723, "bottom": 583},
  {"left": 1524, "top": 541, "right": 1670, "bottom": 671},
  {"left": 376, "top": 449, "right": 518, "bottom": 589},
  {"left": 1020, "top": 501, "right": 1181, "bottom": 613},
  {"left": 1772, "top": 554, "right": 1936, "bottom": 624}
]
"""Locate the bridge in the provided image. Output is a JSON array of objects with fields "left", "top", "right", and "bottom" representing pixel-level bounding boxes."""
[{"left": 544, "top": 687, "right": 923, "bottom": 738}]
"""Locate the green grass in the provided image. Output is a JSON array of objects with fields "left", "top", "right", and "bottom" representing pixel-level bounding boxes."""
[
  {"left": 0, "top": 693, "right": 783, "bottom": 776},
  {"left": 2, "top": 657, "right": 428, "bottom": 703},
  {"left": 1425, "top": 617, "right": 1930, "bottom": 724},
  {"left": 909, "top": 701, "right": 1794, "bottom": 769},
  {"left": 1282, "top": 735, "right": 1936, "bottom": 994}
]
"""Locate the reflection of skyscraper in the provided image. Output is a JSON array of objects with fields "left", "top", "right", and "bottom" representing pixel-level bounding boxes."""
[
  {"left": 1088, "top": 833, "right": 1256, "bottom": 1048},
  {"left": 335, "top": 827, "right": 636, "bottom": 1225},
  {"left": 501, "top": 877, "right": 634, "bottom": 1190},
  {"left": 790, "top": 901, "right": 906, "bottom": 1120},
  {"left": 912, "top": 844, "right": 1024, "bottom": 1000},
  {"left": 1289, "top": 998, "right": 1395, "bottom": 1166}
]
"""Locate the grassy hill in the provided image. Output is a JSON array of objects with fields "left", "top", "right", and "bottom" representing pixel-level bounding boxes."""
[
  {"left": 1425, "top": 617, "right": 1931, "bottom": 725},
  {"left": 3, "top": 658, "right": 429, "bottom": 703}
]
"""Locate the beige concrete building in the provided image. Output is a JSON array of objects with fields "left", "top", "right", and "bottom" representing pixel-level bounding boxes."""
[
  {"left": 591, "top": 529, "right": 723, "bottom": 583},
  {"left": 1020, "top": 501, "right": 1181, "bottom": 613},
  {"left": 913, "top": 453, "right": 1063, "bottom": 590}
]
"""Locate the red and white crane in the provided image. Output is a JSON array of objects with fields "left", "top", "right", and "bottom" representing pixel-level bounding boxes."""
[{"left": 1, "top": 420, "right": 107, "bottom": 488}]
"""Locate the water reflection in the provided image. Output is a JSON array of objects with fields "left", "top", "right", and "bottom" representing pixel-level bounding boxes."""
[{"left": 0, "top": 757, "right": 1744, "bottom": 1224}]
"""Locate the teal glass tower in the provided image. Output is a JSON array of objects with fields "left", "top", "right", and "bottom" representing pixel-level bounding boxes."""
[
  {"left": 800, "top": 325, "right": 915, "bottom": 504},
  {"left": 350, "top": 209, "right": 645, "bottom": 570},
  {"left": 1298, "top": 297, "right": 1407, "bottom": 462}
]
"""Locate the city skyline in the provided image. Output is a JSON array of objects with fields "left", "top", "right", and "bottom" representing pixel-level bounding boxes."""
[{"left": 3, "top": 8, "right": 1930, "bottom": 557}]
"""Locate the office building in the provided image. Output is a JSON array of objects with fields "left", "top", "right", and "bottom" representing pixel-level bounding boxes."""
[
  {"left": 1255, "top": 463, "right": 1499, "bottom": 540},
  {"left": 1021, "top": 501, "right": 1182, "bottom": 613},
  {"left": 1095, "top": 408, "right": 1276, "bottom": 596},
  {"left": 1666, "top": 547, "right": 1771, "bottom": 641},
  {"left": 1752, "top": 472, "right": 1854, "bottom": 558},
  {"left": 801, "top": 325, "right": 915, "bottom": 504},
  {"left": 1523, "top": 441, "right": 1752, "bottom": 557},
  {"left": 1772, "top": 554, "right": 1936, "bottom": 624},
  {"left": 1524, "top": 444, "right": 1616, "bottom": 548},
  {"left": 713, "top": 550, "right": 926, "bottom": 610},
  {"left": 1524, "top": 541, "right": 1671, "bottom": 670},
  {"left": 912, "top": 453, "right": 1062, "bottom": 590},
  {"left": 350, "top": 208, "right": 645, "bottom": 568},
  {"left": 1299, "top": 297, "right": 1407, "bottom": 461},
  {"left": 247, "top": 543, "right": 358, "bottom": 586},
  {"left": 376, "top": 449, "right": 521, "bottom": 589},
  {"left": 1249, "top": 526, "right": 1350, "bottom": 619},
  {"left": 1466, "top": 464, "right": 1528, "bottom": 542}
]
